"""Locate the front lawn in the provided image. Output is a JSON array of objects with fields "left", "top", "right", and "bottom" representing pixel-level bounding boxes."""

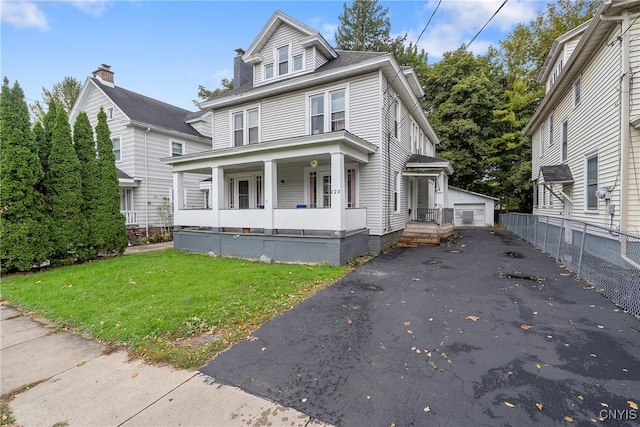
[{"left": 1, "top": 249, "right": 350, "bottom": 369}]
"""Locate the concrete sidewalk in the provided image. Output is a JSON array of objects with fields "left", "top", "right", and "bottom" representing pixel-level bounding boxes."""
[{"left": 0, "top": 304, "right": 326, "bottom": 427}]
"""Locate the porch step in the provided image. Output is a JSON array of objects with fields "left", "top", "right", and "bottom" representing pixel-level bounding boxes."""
[{"left": 399, "top": 223, "right": 454, "bottom": 246}]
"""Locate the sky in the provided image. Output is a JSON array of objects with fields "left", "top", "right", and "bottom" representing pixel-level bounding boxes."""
[{"left": 1, "top": 0, "right": 548, "bottom": 112}]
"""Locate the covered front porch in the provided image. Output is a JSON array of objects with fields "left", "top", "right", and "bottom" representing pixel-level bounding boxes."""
[{"left": 163, "top": 131, "right": 377, "bottom": 264}]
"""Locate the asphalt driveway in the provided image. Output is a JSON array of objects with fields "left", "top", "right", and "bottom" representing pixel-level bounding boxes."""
[{"left": 201, "top": 228, "right": 640, "bottom": 426}]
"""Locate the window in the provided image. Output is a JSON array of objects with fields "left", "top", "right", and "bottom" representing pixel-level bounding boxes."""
[
  {"left": 293, "top": 54, "right": 303, "bottom": 71},
  {"left": 171, "top": 140, "right": 184, "bottom": 157},
  {"left": 112, "top": 136, "right": 121, "bottom": 162},
  {"left": 120, "top": 188, "right": 133, "bottom": 212},
  {"left": 549, "top": 111, "right": 554, "bottom": 146},
  {"left": 233, "top": 112, "right": 243, "bottom": 147},
  {"left": 106, "top": 107, "right": 114, "bottom": 120},
  {"left": 264, "top": 64, "right": 274, "bottom": 79},
  {"left": 586, "top": 154, "right": 598, "bottom": 210},
  {"left": 232, "top": 108, "right": 259, "bottom": 146},
  {"left": 330, "top": 90, "right": 345, "bottom": 131},
  {"left": 311, "top": 95, "right": 324, "bottom": 134},
  {"left": 539, "top": 123, "right": 545, "bottom": 158},
  {"left": 278, "top": 46, "right": 289, "bottom": 76},
  {"left": 247, "top": 108, "right": 259, "bottom": 144},
  {"left": 393, "top": 98, "right": 400, "bottom": 138},
  {"left": 573, "top": 75, "right": 581, "bottom": 107},
  {"left": 309, "top": 88, "right": 347, "bottom": 135},
  {"left": 561, "top": 120, "right": 568, "bottom": 162}
]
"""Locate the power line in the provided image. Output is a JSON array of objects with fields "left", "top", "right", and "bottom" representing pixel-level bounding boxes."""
[
  {"left": 415, "top": 0, "right": 442, "bottom": 45},
  {"left": 467, "top": 0, "right": 509, "bottom": 49}
]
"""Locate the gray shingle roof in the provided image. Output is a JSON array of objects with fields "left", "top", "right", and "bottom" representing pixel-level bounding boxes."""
[
  {"left": 406, "top": 154, "right": 450, "bottom": 165},
  {"left": 540, "top": 164, "right": 574, "bottom": 183},
  {"left": 92, "top": 78, "right": 206, "bottom": 138},
  {"left": 116, "top": 168, "right": 133, "bottom": 180}
]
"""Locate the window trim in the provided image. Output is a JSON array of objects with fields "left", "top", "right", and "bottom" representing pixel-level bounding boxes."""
[
  {"left": 306, "top": 85, "right": 349, "bottom": 135},
  {"left": 393, "top": 97, "right": 400, "bottom": 140},
  {"left": 585, "top": 151, "right": 599, "bottom": 212},
  {"left": 561, "top": 119, "right": 568, "bottom": 163},
  {"left": 106, "top": 106, "right": 115, "bottom": 121},
  {"left": 548, "top": 111, "right": 554, "bottom": 146},
  {"left": 170, "top": 139, "right": 185, "bottom": 157},
  {"left": 264, "top": 63, "right": 274, "bottom": 79},
  {"left": 112, "top": 135, "right": 122, "bottom": 163},
  {"left": 573, "top": 74, "right": 581, "bottom": 108},
  {"left": 394, "top": 171, "right": 401, "bottom": 212},
  {"left": 230, "top": 106, "right": 261, "bottom": 147},
  {"left": 277, "top": 45, "right": 289, "bottom": 76}
]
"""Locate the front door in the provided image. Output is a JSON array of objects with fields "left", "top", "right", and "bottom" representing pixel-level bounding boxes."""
[{"left": 238, "top": 179, "right": 250, "bottom": 209}]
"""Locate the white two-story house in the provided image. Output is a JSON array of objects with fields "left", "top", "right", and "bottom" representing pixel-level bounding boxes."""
[
  {"left": 71, "top": 65, "right": 213, "bottom": 239},
  {"left": 525, "top": 0, "right": 640, "bottom": 265},
  {"left": 163, "top": 11, "right": 453, "bottom": 265}
]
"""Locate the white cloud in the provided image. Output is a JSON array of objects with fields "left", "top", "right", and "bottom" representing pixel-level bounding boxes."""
[
  {"left": 0, "top": 1, "right": 49, "bottom": 30},
  {"left": 406, "top": 0, "right": 540, "bottom": 60},
  {"left": 68, "top": 0, "right": 109, "bottom": 17},
  {"left": 321, "top": 22, "right": 338, "bottom": 44}
]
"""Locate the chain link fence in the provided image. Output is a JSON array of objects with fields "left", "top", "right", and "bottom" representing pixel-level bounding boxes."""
[{"left": 500, "top": 213, "right": 640, "bottom": 317}]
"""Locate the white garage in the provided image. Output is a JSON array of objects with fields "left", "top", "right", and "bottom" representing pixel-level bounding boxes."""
[{"left": 447, "top": 187, "right": 498, "bottom": 227}]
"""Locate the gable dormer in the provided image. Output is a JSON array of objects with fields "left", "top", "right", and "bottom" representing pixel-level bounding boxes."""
[{"left": 242, "top": 11, "right": 337, "bottom": 87}]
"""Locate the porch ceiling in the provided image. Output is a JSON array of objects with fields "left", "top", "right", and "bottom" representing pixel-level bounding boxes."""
[{"left": 163, "top": 130, "right": 378, "bottom": 174}]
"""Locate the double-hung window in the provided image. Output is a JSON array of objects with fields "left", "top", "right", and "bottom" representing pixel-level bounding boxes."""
[
  {"left": 573, "top": 76, "right": 581, "bottom": 107},
  {"left": 309, "top": 88, "right": 347, "bottom": 135},
  {"left": 278, "top": 46, "right": 289, "bottom": 76},
  {"left": 393, "top": 98, "right": 400, "bottom": 139},
  {"left": 293, "top": 54, "right": 303, "bottom": 71},
  {"left": 561, "top": 120, "right": 568, "bottom": 162},
  {"left": 232, "top": 107, "right": 259, "bottom": 146},
  {"left": 548, "top": 111, "right": 554, "bottom": 146},
  {"left": 171, "top": 140, "right": 184, "bottom": 157},
  {"left": 586, "top": 154, "right": 598, "bottom": 210},
  {"left": 112, "top": 136, "right": 121, "bottom": 162}
]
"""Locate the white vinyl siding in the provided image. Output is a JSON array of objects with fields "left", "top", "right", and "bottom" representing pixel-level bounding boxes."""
[{"left": 253, "top": 23, "right": 308, "bottom": 86}]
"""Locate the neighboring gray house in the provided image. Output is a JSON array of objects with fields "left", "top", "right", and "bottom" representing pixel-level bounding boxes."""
[
  {"left": 70, "top": 65, "right": 213, "bottom": 237},
  {"left": 162, "top": 11, "right": 453, "bottom": 265}
]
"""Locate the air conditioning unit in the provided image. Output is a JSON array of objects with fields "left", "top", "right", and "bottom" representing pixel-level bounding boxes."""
[{"left": 595, "top": 187, "right": 610, "bottom": 199}]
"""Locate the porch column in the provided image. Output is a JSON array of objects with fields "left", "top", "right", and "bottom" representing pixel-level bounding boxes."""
[
  {"left": 330, "top": 151, "right": 346, "bottom": 237},
  {"left": 173, "top": 172, "right": 184, "bottom": 223},
  {"left": 264, "top": 159, "right": 277, "bottom": 235},
  {"left": 211, "top": 166, "right": 223, "bottom": 232},
  {"left": 435, "top": 172, "right": 445, "bottom": 208}
]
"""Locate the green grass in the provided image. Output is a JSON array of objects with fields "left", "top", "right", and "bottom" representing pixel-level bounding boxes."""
[{"left": 1, "top": 249, "right": 350, "bottom": 369}]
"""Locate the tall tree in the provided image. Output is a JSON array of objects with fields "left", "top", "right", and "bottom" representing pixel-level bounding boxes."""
[
  {"left": 94, "top": 107, "right": 128, "bottom": 254},
  {"left": 37, "top": 99, "right": 58, "bottom": 176},
  {"left": 73, "top": 111, "right": 100, "bottom": 259},
  {"left": 0, "top": 78, "right": 52, "bottom": 272},
  {"left": 47, "top": 108, "right": 88, "bottom": 262},
  {"left": 335, "top": 0, "right": 402, "bottom": 51},
  {"left": 194, "top": 78, "right": 234, "bottom": 106},
  {"left": 30, "top": 76, "right": 82, "bottom": 123}
]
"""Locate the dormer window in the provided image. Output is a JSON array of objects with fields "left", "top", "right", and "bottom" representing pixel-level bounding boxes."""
[
  {"left": 293, "top": 54, "right": 303, "bottom": 71},
  {"left": 278, "top": 46, "right": 289, "bottom": 75},
  {"left": 265, "top": 63, "right": 274, "bottom": 79}
]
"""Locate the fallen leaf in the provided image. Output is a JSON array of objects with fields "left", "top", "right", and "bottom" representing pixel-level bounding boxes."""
[
  {"left": 597, "top": 325, "right": 604, "bottom": 329},
  {"left": 536, "top": 363, "right": 542, "bottom": 370},
  {"left": 416, "top": 349, "right": 421, "bottom": 354},
  {"left": 590, "top": 353, "right": 597, "bottom": 358},
  {"left": 628, "top": 401, "right": 638, "bottom": 410},
  {"left": 424, "top": 406, "right": 431, "bottom": 412},
  {"left": 346, "top": 318, "right": 352, "bottom": 325},
  {"left": 536, "top": 402, "right": 543, "bottom": 411},
  {"left": 466, "top": 315, "right": 479, "bottom": 322},
  {"left": 521, "top": 324, "right": 533, "bottom": 330},
  {"left": 261, "top": 347, "right": 267, "bottom": 351},
  {"left": 131, "top": 371, "right": 138, "bottom": 378},
  {"left": 564, "top": 415, "right": 574, "bottom": 422},
  {"left": 504, "top": 402, "right": 515, "bottom": 408},
  {"left": 600, "top": 402, "right": 608, "bottom": 407},
  {"left": 247, "top": 335, "right": 259, "bottom": 342},
  {"left": 301, "top": 398, "right": 308, "bottom": 403},
  {"left": 577, "top": 395, "right": 584, "bottom": 401},
  {"left": 412, "top": 277, "right": 420, "bottom": 281},
  {"left": 404, "top": 321, "right": 411, "bottom": 326},
  {"left": 407, "top": 330, "right": 413, "bottom": 334}
]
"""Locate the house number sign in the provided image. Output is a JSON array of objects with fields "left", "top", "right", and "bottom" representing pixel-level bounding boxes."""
[{"left": 331, "top": 188, "right": 340, "bottom": 194}]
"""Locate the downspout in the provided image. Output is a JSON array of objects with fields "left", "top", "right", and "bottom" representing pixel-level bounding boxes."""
[{"left": 144, "top": 127, "right": 150, "bottom": 237}]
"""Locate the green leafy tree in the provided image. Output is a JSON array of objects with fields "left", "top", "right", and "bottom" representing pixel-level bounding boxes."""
[
  {"left": 487, "top": 79, "right": 543, "bottom": 211},
  {"left": 36, "top": 99, "right": 58, "bottom": 176},
  {"left": 47, "top": 108, "right": 88, "bottom": 262},
  {"left": 73, "top": 111, "right": 100, "bottom": 259},
  {"left": 194, "top": 78, "right": 234, "bottom": 105},
  {"left": 94, "top": 107, "right": 128, "bottom": 254},
  {"left": 335, "top": 0, "right": 403, "bottom": 51},
  {"left": 0, "top": 78, "right": 52, "bottom": 272},
  {"left": 30, "top": 76, "right": 82, "bottom": 123}
]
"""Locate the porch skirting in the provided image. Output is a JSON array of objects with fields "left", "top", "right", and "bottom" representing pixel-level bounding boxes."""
[{"left": 173, "top": 229, "right": 370, "bottom": 266}]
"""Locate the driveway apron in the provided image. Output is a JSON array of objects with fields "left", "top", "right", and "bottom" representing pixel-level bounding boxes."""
[{"left": 201, "top": 229, "right": 640, "bottom": 426}]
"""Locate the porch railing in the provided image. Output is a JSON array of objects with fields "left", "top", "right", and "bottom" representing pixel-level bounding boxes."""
[
  {"left": 416, "top": 207, "right": 453, "bottom": 225},
  {"left": 121, "top": 210, "right": 137, "bottom": 225}
]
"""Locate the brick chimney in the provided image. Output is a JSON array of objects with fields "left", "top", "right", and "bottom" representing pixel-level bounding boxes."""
[
  {"left": 92, "top": 64, "right": 114, "bottom": 84},
  {"left": 233, "top": 49, "right": 252, "bottom": 89}
]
